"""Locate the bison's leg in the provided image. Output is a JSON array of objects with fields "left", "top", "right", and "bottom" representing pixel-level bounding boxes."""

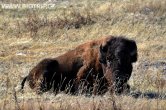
[
  {"left": 76, "top": 65, "right": 89, "bottom": 81},
  {"left": 75, "top": 65, "right": 88, "bottom": 92},
  {"left": 75, "top": 65, "right": 94, "bottom": 94},
  {"left": 123, "top": 83, "right": 130, "bottom": 94},
  {"left": 115, "top": 82, "right": 130, "bottom": 95}
]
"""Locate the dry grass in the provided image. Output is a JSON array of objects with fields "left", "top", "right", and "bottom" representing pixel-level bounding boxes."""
[{"left": 0, "top": 0, "right": 166, "bottom": 110}]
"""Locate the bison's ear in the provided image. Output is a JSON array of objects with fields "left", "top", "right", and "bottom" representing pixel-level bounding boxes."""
[{"left": 128, "top": 40, "right": 138, "bottom": 62}]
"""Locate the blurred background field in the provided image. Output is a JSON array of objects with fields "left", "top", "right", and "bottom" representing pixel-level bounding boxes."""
[{"left": 0, "top": 0, "right": 165, "bottom": 110}]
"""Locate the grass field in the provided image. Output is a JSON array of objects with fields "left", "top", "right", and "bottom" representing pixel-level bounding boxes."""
[{"left": 0, "top": 0, "right": 166, "bottom": 110}]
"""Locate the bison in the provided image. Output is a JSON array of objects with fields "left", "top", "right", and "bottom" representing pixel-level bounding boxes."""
[
  {"left": 21, "top": 35, "right": 137, "bottom": 95},
  {"left": 99, "top": 37, "right": 137, "bottom": 94}
]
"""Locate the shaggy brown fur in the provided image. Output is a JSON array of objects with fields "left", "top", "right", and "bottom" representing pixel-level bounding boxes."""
[
  {"left": 21, "top": 36, "right": 112, "bottom": 94},
  {"left": 21, "top": 35, "right": 137, "bottom": 95}
]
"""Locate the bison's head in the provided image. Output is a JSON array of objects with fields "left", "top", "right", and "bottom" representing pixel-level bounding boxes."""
[{"left": 99, "top": 37, "right": 137, "bottom": 94}]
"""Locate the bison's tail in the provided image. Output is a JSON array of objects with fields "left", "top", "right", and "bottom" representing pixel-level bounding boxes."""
[{"left": 21, "top": 76, "right": 28, "bottom": 90}]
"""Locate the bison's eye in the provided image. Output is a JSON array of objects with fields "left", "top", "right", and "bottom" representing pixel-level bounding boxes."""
[{"left": 106, "top": 56, "right": 111, "bottom": 61}]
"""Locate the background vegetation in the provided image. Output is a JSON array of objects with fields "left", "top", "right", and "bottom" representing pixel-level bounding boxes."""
[{"left": 0, "top": 0, "right": 165, "bottom": 109}]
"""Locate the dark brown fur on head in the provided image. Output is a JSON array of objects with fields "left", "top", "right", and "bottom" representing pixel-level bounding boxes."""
[{"left": 99, "top": 36, "right": 138, "bottom": 94}]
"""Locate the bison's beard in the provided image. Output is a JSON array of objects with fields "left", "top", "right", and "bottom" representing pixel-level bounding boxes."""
[{"left": 104, "top": 62, "right": 132, "bottom": 94}]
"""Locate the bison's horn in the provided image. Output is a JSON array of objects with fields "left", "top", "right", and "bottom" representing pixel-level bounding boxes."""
[
  {"left": 99, "top": 45, "right": 104, "bottom": 54},
  {"left": 99, "top": 44, "right": 108, "bottom": 53}
]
